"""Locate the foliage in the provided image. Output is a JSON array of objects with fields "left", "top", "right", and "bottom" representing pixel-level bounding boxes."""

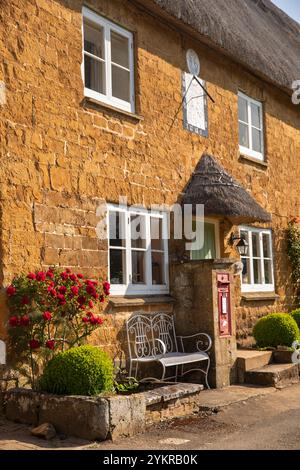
[
  {"left": 253, "top": 313, "right": 300, "bottom": 348},
  {"left": 287, "top": 219, "right": 300, "bottom": 304},
  {"left": 6, "top": 267, "right": 110, "bottom": 388},
  {"left": 290, "top": 308, "right": 300, "bottom": 330},
  {"left": 39, "top": 345, "right": 114, "bottom": 395},
  {"left": 114, "top": 377, "right": 139, "bottom": 394}
]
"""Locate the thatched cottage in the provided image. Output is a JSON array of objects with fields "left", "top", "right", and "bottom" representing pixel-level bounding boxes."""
[{"left": 0, "top": 0, "right": 299, "bottom": 386}]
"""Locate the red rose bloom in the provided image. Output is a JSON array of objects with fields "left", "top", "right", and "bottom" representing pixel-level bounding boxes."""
[
  {"left": 29, "top": 339, "right": 40, "bottom": 350},
  {"left": 82, "top": 316, "right": 89, "bottom": 323},
  {"left": 71, "top": 285, "right": 79, "bottom": 295},
  {"left": 27, "top": 272, "right": 36, "bottom": 280},
  {"left": 77, "top": 295, "right": 86, "bottom": 305},
  {"left": 7, "top": 285, "right": 16, "bottom": 297},
  {"left": 86, "top": 284, "right": 96, "bottom": 295},
  {"left": 20, "top": 315, "right": 30, "bottom": 326},
  {"left": 103, "top": 281, "right": 110, "bottom": 295},
  {"left": 66, "top": 268, "right": 71, "bottom": 273},
  {"left": 89, "top": 315, "right": 103, "bottom": 325},
  {"left": 46, "top": 340, "right": 55, "bottom": 350},
  {"left": 77, "top": 273, "right": 83, "bottom": 279},
  {"left": 48, "top": 288, "right": 57, "bottom": 297},
  {"left": 21, "top": 295, "right": 30, "bottom": 305},
  {"left": 88, "top": 300, "right": 94, "bottom": 308},
  {"left": 42, "top": 311, "right": 52, "bottom": 321},
  {"left": 46, "top": 270, "right": 54, "bottom": 279},
  {"left": 9, "top": 316, "right": 19, "bottom": 327},
  {"left": 57, "top": 294, "right": 66, "bottom": 305},
  {"left": 58, "top": 285, "right": 67, "bottom": 294},
  {"left": 92, "top": 292, "right": 99, "bottom": 300},
  {"left": 61, "top": 272, "right": 69, "bottom": 280},
  {"left": 70, "top": 274, "right": 77, "bottom": 282},
  {"left": 100, "top": 295, "right": 105, "bottom": 303},
  {"left": 36, "top": 271, "right": 46, "bottom": 282}
]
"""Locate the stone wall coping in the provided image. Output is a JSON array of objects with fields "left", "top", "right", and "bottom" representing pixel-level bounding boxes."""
[
  {"left": 82, "top": 97, "right": 144, "bottom": 122},
  {"left": 143, "top": 383, "right": 204, "bottom": 405},
  {"left": 241, "top": 292, "right": 280, "bottom": 302},
  {"left": 109, "top": 295, "right": 176, "bottom": 307}
]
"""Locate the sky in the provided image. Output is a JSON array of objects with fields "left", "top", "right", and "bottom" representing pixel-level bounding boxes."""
[{"left": 272, "top": 0, "right": 300, "bottom": 23}]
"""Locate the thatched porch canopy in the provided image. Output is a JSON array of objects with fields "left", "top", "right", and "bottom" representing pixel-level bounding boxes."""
[{"left": 181, "top": 154, "right": 271, "bottom": 223}]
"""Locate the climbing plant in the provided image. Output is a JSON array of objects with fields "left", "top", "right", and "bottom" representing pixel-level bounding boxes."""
[{"left": 287, "top": 218, "right": 300, "bottom": 304}]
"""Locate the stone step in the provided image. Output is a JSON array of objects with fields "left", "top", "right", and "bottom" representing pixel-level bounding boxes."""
[
  {"left": 244, "top": 363, "right": 299, "bottom": 388},
  {"left": 143, "top": 382, "right": 204, "bottom": 406},
  {"left": 236, "top": 350, "right": 273, "bottom": 383}
]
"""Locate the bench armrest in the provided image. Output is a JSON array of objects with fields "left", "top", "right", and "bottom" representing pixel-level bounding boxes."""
[
  {"left": 177, "top": 333, "right": 212, "bottom": 353},
  {"left": 153, "top": 338, "right": 167, "bottom": 359}
]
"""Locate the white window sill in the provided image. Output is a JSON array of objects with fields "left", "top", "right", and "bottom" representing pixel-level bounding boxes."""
[
  {"left": 83, "top": 96, "right": 143, "bottom": 122},
  {"left": 239, "top": 145, "right": 264, "bottom": 162}
]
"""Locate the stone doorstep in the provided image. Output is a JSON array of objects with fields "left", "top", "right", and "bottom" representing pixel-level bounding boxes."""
[
  {"left": 244, "top": 363, "right": 300, "bottom": 388},
  {"left": 236, "top": 350, "right": 273, "bottom": 373},
  {"left": 143, "top": 383, "right": 204, "bottom": 406}
]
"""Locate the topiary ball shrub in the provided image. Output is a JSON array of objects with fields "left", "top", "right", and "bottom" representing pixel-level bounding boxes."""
[
  {"left": 39, "top": 345, "right": 114, "bottom": 396},
  {"left": 290, "top": 309, "right": 300, "bottom": 330},
  {"left": 253, "top": 313, "right": 300, "bottom": 348}
]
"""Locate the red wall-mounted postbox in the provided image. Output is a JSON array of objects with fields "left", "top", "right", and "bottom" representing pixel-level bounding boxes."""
[{"left": 217, "top": 273, "right": 232, "bottom": 337}]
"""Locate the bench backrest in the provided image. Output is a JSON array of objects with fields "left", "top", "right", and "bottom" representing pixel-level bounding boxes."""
[{"left": 126, "top": 313, "right": 178, "bottom": 360}]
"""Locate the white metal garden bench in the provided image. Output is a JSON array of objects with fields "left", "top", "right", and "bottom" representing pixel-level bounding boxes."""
[{"left": 126, "top": 313, "right": 212, "bottom": 388}]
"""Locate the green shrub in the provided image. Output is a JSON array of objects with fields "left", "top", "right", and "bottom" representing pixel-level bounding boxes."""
[
  {"left": 290, "top": 309, "right": 300, "bottom": 330},
  {"left": 39, "top": 345, "right": 114, "bottom": 395},
  {"left": 253, "top": 313, "right": 299, "bottom": 348}
]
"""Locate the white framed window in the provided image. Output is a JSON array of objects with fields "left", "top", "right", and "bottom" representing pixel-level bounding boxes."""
[
  {"left": 238, "top": 91, "right": 264, "bottom": 161},
  {"left": 107, "top": 205, "right": 169, "bottom": 295},
  {"left": 190, "top": 218, "right": 220, "bottom": 260},
  {"left": 240, "top": 226, "right": 274, "bottom": 293},
  {"left": 82, "top": 7, "right": 135, "bottom": 113}
]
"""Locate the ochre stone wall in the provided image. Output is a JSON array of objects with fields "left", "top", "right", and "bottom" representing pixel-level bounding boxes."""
[{"left": 0, "top": 0, "right": 299, "bottom": 349}]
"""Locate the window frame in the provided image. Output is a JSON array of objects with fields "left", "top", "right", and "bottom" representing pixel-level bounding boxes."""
[
  {"left": 82, "top": 7, "right": 135, "bottom": 113},
  {"left": 238, "top": 91, "right": 264, "bottom": 161},
  {"left": 107, "top": 204, "right": 169, "bottom": 296},
  {"left": 239, "top": 226, "right": 274, "bottom": 293},
  {"left": 190, "top": 217, "right": 220, "bottom": 260}
]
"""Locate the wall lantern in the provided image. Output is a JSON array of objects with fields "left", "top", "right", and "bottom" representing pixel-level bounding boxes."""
[{"left": 230, "top": 233, "right": 249, "bottom": 256}]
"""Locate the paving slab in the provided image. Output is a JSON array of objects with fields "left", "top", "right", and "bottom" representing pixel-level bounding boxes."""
[{"left": 197, "top": 384, "right": 276, "bottom": 411}]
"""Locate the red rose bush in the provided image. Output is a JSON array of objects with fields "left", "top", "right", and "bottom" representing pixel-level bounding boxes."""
[{"left": 6, "top": 267, "right": 110, "bottom": 388}]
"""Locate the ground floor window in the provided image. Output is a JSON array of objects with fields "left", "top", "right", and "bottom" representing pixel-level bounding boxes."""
[
  {"left": 190, "top": 218, "right": 220, "bottom": 260},
  {"left": 240, "top": 226, "right": 274, "bottom": 292},
  {"left": 107, "top": 205, "right": 169, "bottom": 295}
]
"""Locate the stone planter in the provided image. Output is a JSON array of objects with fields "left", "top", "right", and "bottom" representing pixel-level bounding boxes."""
[
  {"left": 272, "top": 349, "right": 294, "bottom": 364},
  {"left": 1, "top": 383, "right": 204, "bottom": 441}
]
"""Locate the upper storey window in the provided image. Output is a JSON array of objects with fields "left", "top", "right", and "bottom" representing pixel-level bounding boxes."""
[
  {"left": 82, "top": 7, "right": 135, "bottom": 113},
  {"left": 238, "top": 91, "right": 264, "bottom": 161}
]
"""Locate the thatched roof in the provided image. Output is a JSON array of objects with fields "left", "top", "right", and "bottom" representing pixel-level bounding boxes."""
[
  {"left": 181, "top": 154, "right": 271, "bottom": 222},
  {"left": 133, "top": 0, "right": 300, "bottom": 93}
]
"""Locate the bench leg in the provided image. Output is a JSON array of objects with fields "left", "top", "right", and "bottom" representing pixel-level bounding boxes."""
[{"left": 205, "top": 357, "right": 210, "bottom": 389}]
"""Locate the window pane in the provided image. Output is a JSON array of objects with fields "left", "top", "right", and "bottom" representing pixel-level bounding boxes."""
[
  {"left": 241, "top": 257, "right": 251, "bottom": 284},
  {"left": 262, "top": 233, "right": 271, "bottom": 258},
  {"left": 109, "top": 211, "right": 125, "bottom": 247},
  {"left": 152, "top": 252, "right": 164, "bottom": 285},
  {"left": 252, "top": 128, "right": 262, "bottom": 153},
  {"left": 151, "top": 217, "right": 163, "bottom": 251},
  {"left": 190, "top": 222, "right": 216, "bottom": 260},
  {"left": 239, "top": 122, "right": 249, "bottom": 148},
  {"left": 84, "top": 20, "right": 104, "bottom": 58},
  {"left": 253, "top": 258, "right": 262, "bottom": 284},
  {"left": 112, "top": 65, "right": 130, "bottom": 102},
  {"left": 264, "top": 259, "right": 273, "bottom": 284},
  {"left": 109, "top": 249, "right": 126, "bottom": 284},
  {"left": 251, "top": 102, "right": 261, "bottom": 128},
  {"left": 111, "top": 30, "right": 129, "bottom": 68},
  {"left": 84, "top": 55, "right": 105, "bottom": 94},
  {"left": 252, "top": 232, "right": 260, "bottom": 258},
  {"left": 238, "top": 96, "right": 248, "bottom": 123},
  {"left": 130, "top": 214, "right": 146, "bottom": 249},
  {"left": 131, "top": 251, "right": 145, "bottom": 284}
]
